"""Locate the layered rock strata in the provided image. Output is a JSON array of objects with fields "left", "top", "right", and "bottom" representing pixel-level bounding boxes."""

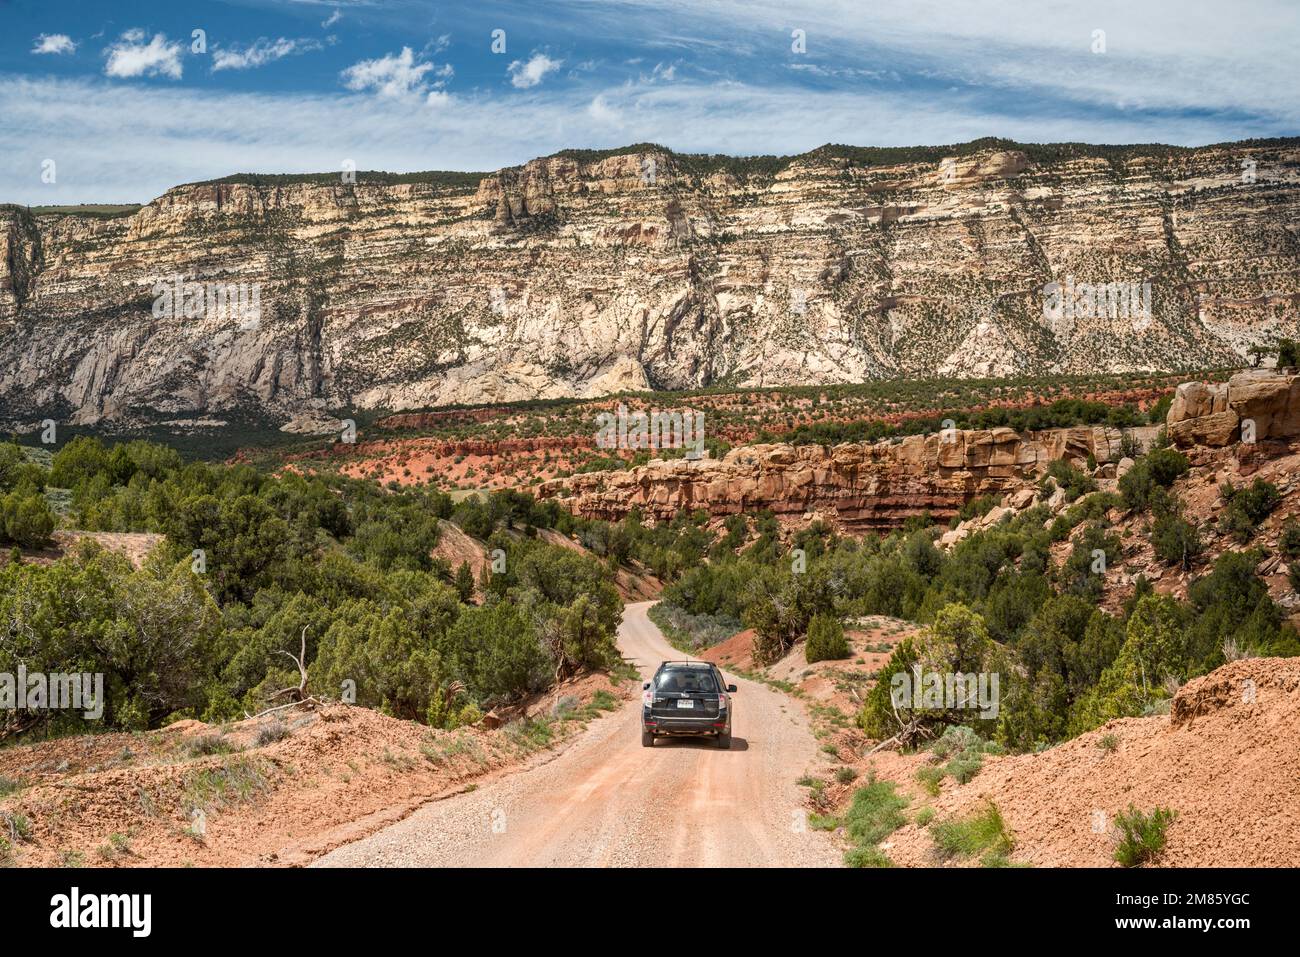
[
  {"left": 3, "top": 137, "right": 1299, "bottom": 428},
  {"left": 538, "top": 425, "right": 1129, "bottom": 530}
]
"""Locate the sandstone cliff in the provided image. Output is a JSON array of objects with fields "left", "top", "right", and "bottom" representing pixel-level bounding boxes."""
[
  {"left": 3, "top": 137, "right": 1299, "bottom": 429},
  {"left": 1167, "top": 369, "right": 1300, "bottom": 446},
  {"left": 538, "top": 424, "right": 1131, "bottom": 531}
]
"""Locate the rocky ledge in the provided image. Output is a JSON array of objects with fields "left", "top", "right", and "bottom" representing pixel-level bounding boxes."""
[
  {"left": 1167, "top": 369, "right": 1300, "bottom": 447},
  {"left": 538, "top": 424, "right": 1139, "bottom": 531}
]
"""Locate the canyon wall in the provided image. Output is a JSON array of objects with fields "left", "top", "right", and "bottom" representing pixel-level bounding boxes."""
[{"left": 2, "top": 138, "right": 1300, "bottom": 430}]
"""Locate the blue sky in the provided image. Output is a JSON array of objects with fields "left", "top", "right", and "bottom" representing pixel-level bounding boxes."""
[{"left": 3, "top": 0, "right": 1298, "bottom": 204}]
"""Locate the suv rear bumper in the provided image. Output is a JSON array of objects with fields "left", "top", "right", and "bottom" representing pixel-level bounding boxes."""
[{"left": 643, "top": 711, "right": 729, "bottom": 735}]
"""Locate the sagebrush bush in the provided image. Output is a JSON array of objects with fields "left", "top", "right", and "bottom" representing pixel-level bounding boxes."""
[
  {"left": 844, "top": 845, "right": 894, "bottom": 868},
  {"left": 187, "top": 734, "right": 237, "bottom": 757},
  {"left": 844, "top": 776, "right": 910, "bottom": 846},
  {"left": 931, "top": 802, "right": 1014, "bottom": 864},
  {"left": 1113, "top": 805, "right": 1175, "bottom": 867},
  {"left": 253, "top": 720, "right": 288, "bottom": 747}
]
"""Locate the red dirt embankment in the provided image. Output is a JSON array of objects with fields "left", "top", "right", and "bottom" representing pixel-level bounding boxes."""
[
  {"left": 883, "top": 658, "right": 1300, "bottom": 867},
  {"left": 0, "top": 673, "right": 630, "bottom": 868}
]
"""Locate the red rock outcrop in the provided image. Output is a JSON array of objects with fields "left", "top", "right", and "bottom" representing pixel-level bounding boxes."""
[
  {"left": 539, "top": 425, "right": 1129, "bottom": 531},
  {"left": 1167, "top": 370, "right": 1300, "bottom": 447}
]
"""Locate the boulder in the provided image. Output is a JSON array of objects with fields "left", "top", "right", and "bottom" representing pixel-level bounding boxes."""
[
  {"left": 1227, "top": 369, "right": 1300, "bottom": 441},
  {"left": 1169, "top": 409, "right": 1240, "bottom": 447},
  {"left": 1005, "top": 487, "right": 1036, "bottom": 510},
  {"left": 939, "top": 527, "right": 969, "bottom": 548},
  {"left": 1169, "top": 380, "right": 1229, "bottom": 421},
  {"left": 980, "top": 505, "right": 1015, "bottom": 527},
  {"left": 1168, "top": 371, "right": 1300, "bottom": 447}
]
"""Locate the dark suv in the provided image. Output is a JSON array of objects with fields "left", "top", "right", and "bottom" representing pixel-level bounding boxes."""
[{"left": 641, "top": 661, "right": 736, "bottom": 748}]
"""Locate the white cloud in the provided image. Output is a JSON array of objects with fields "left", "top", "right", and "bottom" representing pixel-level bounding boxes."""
[
  {"left": 212, "top": 38, "right": 319, "bottom": 72},
  {"left": 508, "top": 53, "right": 562, "bottom": 89},
  {"left": 104, "top": 30, "right": 184, "bottom": 80},
  {"left": 341, "top": 47, "right": 450, "bottom": 99},
  {"left": 32, "top": 34, "right": 77, "bottom": 55},
  {"left": 587, "top": 94, "right": 622, "bottom": 126},
  {"left": 3, "top": 71, "right": 1279, "bottom": 207},
  {"left": 322, "top": 10, "right": 343, "bottom": 29}
]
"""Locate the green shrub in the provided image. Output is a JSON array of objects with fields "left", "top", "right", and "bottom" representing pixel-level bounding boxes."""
[
  {"left": 1279, "top": 520, "right": 1300, "bottom": 562},
  {"left": 0, "top": 490, "right": 55, "bottom": 547},
  {"left": 945, "top": 752, "right": 985, "bottom": 784},
  {"left": 1150, "top": 514, "right": 1202, "bottom": 570},
  {"left": 931, "top": 802, "right": 1014, "bottom": 863},
  {"left": 927, "top": 725, "right": 998, "bottom": 785},
  {"left": 1044, "top": 460, "right": 1096, "bottom": 503},
  {"left": 844, "top": 845, "right": 894, "bottom": 868},
  {"left": 915, "top": 765, "right": 943, "bottom": 796},
  {"left": 1113, "top": 805, "right": 1176, "bottom": 867},
  {"left": 805, "top": 613, "right": 849, "bottom": 663},
  {"left": 844, "top": 776, "right": 910, "bottom": 846},
  {"left": 1146, "top": 394, "right": 1173, "bottom": 425},
  {"left": 1219, "top": 480, "right": 1280, "bottom": 543},
  {"left": 1277, "top": 338, "right": 1300, "bottom": 368},
  {"left": 1119, "top": 449, "right": 1188, "bottom": 512},
  {"left": 955, "top": 494, "right": 1002, "bottom": 525}
]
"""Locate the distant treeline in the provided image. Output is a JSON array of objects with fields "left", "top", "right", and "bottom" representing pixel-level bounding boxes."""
[{"left": 774, "top": 396, "right": 1168, "bottom": 447}]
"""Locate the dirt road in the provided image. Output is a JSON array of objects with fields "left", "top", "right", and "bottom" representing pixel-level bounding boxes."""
[{"left": 314, "top": 601, "right": 839, "bottom": 867}]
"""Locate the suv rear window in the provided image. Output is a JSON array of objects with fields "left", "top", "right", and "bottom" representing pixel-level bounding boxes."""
[{"left": 654, "top": 667, "right": 718, "bottom": 693}]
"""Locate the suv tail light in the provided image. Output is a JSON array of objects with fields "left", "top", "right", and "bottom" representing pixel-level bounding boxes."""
[
  {"left": 718, "top": 692, "right": 728, "bottom": 710},
  {"left": 642, "top": 687, "right": 654, "bottom": 707}
]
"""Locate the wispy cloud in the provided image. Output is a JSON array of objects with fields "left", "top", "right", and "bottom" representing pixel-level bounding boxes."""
[
  {"left": 212, "top": 37, "right": 321, "bottom": 72},
  {"left": 508, "top": 53, "right": 563, "bottom": 89},
  {"left": 564, "top": 0, "right": 1300, "bottom": 128},
  {"left": 103, "top": 30, "right": 184, "bottom": 80},
  {"left": 322, "top": 10, "right": 343, "bottom": 29},
  {"left": 2, "top": 71, "right": 1274, "bottom": 206},
  {"left": 32, "top": 34, "right": 77, "bottom": 56}
]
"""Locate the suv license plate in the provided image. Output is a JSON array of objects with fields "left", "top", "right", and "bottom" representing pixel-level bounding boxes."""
[{"left": 676, "top": 699, "right": 695, "bottom": 709}]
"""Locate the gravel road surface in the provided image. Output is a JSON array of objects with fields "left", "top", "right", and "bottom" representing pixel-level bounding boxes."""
[{"left": 314, "top": 601, "right": 839, "bottom": 867}]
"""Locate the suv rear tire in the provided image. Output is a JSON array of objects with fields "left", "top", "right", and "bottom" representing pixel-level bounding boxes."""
[
  {"left": 716, "top": 731, "right": 731, "bottom": 749},
  {"left": 641, "top": 730, "right": 655, "bottom": 747}
]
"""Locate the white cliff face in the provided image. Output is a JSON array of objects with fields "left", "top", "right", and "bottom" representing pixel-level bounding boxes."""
[{"left": 2, "top": 139, "right": 1299, "bottom": 429}]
